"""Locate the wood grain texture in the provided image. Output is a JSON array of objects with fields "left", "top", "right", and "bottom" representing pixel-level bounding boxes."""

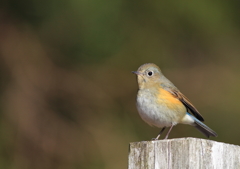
[{"left": 128, "top": 137, "right": 240, "bottom": 169}]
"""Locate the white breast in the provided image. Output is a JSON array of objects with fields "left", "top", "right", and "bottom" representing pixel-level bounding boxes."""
[{"left": 136, "top": 90, "right": 184, "bottom": 128}]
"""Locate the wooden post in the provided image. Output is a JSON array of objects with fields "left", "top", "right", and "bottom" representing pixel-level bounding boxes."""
[{"left": 128, "top": 137, "right": 240, "bottom": 169}]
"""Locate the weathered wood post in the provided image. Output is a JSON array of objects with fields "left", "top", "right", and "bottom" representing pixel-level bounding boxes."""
[{"left": 128, "top": 137, "right": 240, "bottom": 169}]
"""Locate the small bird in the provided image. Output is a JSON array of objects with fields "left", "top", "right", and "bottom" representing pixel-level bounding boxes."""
[{"left": 132, "top": 63, "right": 217, "bottom": 140}]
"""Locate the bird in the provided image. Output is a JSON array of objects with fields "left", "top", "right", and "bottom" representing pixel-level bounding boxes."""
[{"left": 132, "top": 63, "right": 217, "bottom": 140}]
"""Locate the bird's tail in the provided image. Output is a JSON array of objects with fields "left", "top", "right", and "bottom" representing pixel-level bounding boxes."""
[{"left": 187, "top": 113, "right": 218, "bottom": 138}]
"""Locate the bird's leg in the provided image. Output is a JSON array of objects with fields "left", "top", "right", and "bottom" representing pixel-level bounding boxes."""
[
  {"left": 153, "top": 127, "right": 166, "bottom": 140},
  {"left": 164, "top": 124, "right": 174, "bottom": 139}
]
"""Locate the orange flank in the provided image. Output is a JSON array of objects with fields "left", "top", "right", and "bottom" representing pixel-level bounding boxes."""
[{"left": 158, "top": 88, "right": 183, "bottom": 109}]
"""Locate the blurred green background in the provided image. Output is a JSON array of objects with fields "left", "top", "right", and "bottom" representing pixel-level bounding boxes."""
[{"left": 0, "top": 0, "right": 240, "bottom": 168}]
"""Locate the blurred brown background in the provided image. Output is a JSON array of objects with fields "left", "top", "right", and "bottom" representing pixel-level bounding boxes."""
[{"left": 0, "top": 0, "right": 240, "bottom": 168}]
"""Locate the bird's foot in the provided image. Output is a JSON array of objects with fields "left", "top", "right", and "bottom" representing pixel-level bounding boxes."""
[{"left": 152, "top": 138, "right": 158, "bottom": 141}]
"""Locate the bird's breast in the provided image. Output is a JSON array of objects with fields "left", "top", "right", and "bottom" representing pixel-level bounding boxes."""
[{"left": 136, "top": 88, "right": 186, "bottom": 128}]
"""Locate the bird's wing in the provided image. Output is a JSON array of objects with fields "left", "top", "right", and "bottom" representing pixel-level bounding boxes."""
[{"left": 163, "top": 86, "right": 204, "bottom": 122}]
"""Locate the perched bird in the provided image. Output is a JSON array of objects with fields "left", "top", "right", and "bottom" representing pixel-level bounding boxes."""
[{"left": 132, "top": 63, "right": 217, "bottom": 140}]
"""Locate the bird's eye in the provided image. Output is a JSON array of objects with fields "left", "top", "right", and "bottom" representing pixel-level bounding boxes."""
[{"left": 147, "top": 71, "right": 153, "bottom": 76}]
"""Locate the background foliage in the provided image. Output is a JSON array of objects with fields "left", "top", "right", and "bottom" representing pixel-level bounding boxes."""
[{"left": 0, "top": 0, "right": 240, "bottom": 168}]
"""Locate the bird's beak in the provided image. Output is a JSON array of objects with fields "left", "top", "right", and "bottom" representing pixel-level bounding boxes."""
[{"left": 132, "top": 71, "right": 141, "bottom": 75}]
